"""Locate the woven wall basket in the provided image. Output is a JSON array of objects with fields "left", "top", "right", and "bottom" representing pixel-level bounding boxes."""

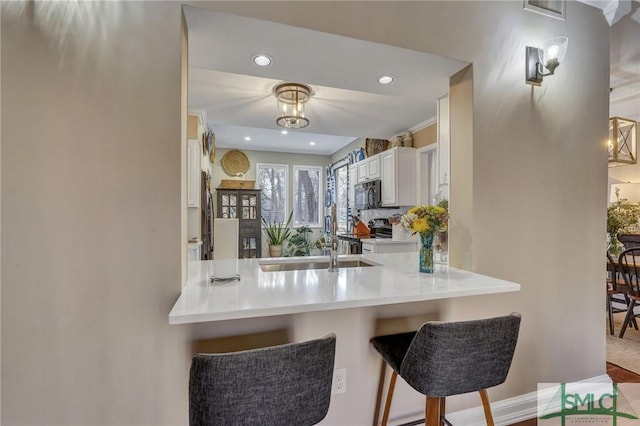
[{"left": 221, "top": 150, "right": 250, "bottom": 176}]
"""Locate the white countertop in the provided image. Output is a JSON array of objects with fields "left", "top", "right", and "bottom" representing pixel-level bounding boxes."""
[{"left": 169, "top": 253, "right": 520, "bottom": 324}]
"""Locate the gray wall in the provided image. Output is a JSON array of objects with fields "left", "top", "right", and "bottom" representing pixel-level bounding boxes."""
[{"left": 2, "top": 1, "right": 609, "bottom": 424}]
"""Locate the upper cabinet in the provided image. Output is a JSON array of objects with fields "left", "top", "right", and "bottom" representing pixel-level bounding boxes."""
[
  {"left": 368, "top": 155, "right": 381, "bottom": 180},
  {"left": 356, "top": 153, "right": 382, "bottom": 183},
  {"left": 380, "top": 147, "right": 416, "bottom": 207}
]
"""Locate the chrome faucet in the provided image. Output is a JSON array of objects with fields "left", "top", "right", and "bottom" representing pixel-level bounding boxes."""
[{"left": 326, "top": 204, "right": 339, "bottom": 272}]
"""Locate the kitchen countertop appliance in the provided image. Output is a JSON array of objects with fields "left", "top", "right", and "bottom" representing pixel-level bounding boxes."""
[{"left": 368, "top": 218, "right": 392, "bottom": 239}]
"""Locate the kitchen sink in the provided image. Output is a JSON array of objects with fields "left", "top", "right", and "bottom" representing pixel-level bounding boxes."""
[{"left": 259, "top": 258, "right": 376, "bottom": 272}]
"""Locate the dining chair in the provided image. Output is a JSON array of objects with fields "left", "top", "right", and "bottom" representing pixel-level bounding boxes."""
[
  {"left": 189, "top": 333, "right": 336, "bottom": 426},
  {"left": 370, "top": 313, "right": 521, "bottom": 426},
  {"left": 616, "top": 248, "right": 640, "bottom": 338},
  {"left": 618, "top": 234, "right": 640, "bottom": 250},
  {"left": 607, "top": 252, "right": 632, "bottom": 335}
]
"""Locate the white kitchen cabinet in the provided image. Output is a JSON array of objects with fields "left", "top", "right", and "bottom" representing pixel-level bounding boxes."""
[
  {"left": 187, "top": 240, "right": 202, "bottom": 260},
  {"left": 361, "top": 239, "right": 418, "bottom": 254},
  {"left": 380, "top": 147, "right": 416, "bottom": 207},
  {"left": 368, "top": 155, "right": 380, "bottom": 179},
  {"left": 356, "top": 154, "right": 381, "bottom": 183},
  {"left": 357, "top": 159, "right": 369, "bottom": 183},
  {"left": 187, "top": 139, "right": 201, "bottom": 208}
]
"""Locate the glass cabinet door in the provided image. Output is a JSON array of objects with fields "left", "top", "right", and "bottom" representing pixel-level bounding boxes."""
[
  {"left": 240, "top": 236, "right": 258, "bottom": 259},
  {"left": 219, "top": 192, "right": 238, "bottom": 219},
  {"left": 241, "top": 194, "right": 258, "bottom": 220}
]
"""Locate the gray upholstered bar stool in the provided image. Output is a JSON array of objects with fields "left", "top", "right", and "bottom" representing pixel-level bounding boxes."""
[
  {"left": 189, "top": 333, "right": 336, "bottom": 426},
  {"left": 370, "top": 313, "right": 521, "bottom": 426}
]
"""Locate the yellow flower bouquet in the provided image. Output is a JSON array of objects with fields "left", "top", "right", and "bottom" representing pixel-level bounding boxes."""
[
  {"left": 400, "top": 205, "right": 449, "bottom": 236},
  {"left": 400, "top": 204, "right": 449, "bottom": 273}
]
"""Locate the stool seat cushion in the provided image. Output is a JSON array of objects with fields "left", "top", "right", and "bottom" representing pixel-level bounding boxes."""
[{"left": 370, "top": 331, "right": 416, "bottom": 373}]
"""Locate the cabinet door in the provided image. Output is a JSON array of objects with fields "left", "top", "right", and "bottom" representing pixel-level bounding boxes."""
[
  {"left": 380, "top": 150, "right": 397, "bottom": 206},
  {"left": 217, "top": 190, "right": 238, "bottom": 219},
  {"left": 361, "top": 242, "right": 375, "bottom": 254},
  {"left": 239, "top": 192, "right": 259, "bottom": 220},
  {"left": 239, "top": 229, "right": 259, "bottom": 259},
  {"left": 187, "top": 139, "right": 201, "bottom": 208},
  {"left": 368, "top": 155, "right": 381, "bottom": 179},
  {"left": 357, "top": 160, "right": 369, "bottom": 183}
]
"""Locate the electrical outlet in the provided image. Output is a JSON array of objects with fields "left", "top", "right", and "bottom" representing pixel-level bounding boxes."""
[{"left": 332, "top": 368, "right": 347, "bottom": 394}]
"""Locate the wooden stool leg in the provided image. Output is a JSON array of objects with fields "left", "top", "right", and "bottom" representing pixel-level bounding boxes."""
[
  {"left": 478, "top": 389, "right": 495, "bottom": 426},
  {"left": 381, "top": 370, "right": 397, "bottom": 426},
  {"left": 372, "top": 361, "right": 387, "bottom": 426},
  {"left": 425, "top": 396, "right": 442, "bottom": 426}
]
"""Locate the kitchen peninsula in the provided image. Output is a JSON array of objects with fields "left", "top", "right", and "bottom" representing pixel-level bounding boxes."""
[{"left": 169, "top": 253, "right": 520, "bottom": 324}]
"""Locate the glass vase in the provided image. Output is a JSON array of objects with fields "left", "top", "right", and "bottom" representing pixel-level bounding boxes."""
[{"left": 419, "top": 233, "right": 435, "bottom": 273}]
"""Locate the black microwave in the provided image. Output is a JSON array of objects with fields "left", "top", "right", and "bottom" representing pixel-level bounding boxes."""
[{"left": 354, "top": 180, "right": 382, "bottom": 210}]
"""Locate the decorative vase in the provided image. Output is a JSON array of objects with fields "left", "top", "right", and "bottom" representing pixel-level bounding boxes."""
[
  {"left": 419, "top": 233, "right": 435, "bottom": 273},
  {"left": 269, "top": 244, "right": 283, "bottom": 257}
]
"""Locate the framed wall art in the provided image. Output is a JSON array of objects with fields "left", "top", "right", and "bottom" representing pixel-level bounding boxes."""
[{"left": 524, "top": 0, "right": 565, "bottom": 20}]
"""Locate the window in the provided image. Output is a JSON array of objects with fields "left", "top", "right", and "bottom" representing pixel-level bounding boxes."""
[
  {"left": 334, "top": 163, "right": 349, "bottom": 233},
  {"left": 293, "top": 165, "right": 323, "bottom": 228},
  {"left": 256, "top": 163, "right": 288, "bottom": 224}
]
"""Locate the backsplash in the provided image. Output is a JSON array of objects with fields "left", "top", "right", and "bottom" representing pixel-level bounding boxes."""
[{"left": 358, "top": 208, "right": 408, "bottom": 226}]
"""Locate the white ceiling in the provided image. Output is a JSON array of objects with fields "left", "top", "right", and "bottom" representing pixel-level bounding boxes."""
[
  {"left": 609, "top": 2, "right": 640, "bottom": 122},
  {"left": 186, "top": 3, "right": 640, "bottom": 156},
  {"left": 184, "top": 6, "right": 469, "bottom": 156}
]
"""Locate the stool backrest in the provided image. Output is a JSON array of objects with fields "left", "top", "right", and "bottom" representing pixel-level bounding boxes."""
[
  {"left": 400, "top": 313, "right": 521, "bottom": 397},
  {"left": 189, "top": 333, "right": 336, "bottom": 426}
]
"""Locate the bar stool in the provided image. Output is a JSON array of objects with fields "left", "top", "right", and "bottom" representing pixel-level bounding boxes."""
[
  {"left": 370, "top": 313, "right": 521, "bottom": 426},
  {"left": 189, "top": 333, "right": 336, "bottom": 426}
]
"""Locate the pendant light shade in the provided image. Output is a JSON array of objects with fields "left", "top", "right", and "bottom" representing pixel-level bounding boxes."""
[{"left": 275, "top": 83, "right": 311, "bottom": 129}]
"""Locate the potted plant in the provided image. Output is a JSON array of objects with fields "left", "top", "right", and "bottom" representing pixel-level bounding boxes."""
[
  {"left": 262, "top": 211, "right": 292, "bottom": 257},
  {"left": 607, "top": 199, "right": 640, "bottom": 255},
  {"left": 285, "top": 226, "right": 314, "bottom": 257}
]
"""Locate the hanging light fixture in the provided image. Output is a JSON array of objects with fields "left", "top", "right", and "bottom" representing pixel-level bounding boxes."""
[
  {"left": 274, "top": 83, "right": 311, "bottom": 129},
  {"left": 609, "top": 117, "right": 637, "bottom": 167}
]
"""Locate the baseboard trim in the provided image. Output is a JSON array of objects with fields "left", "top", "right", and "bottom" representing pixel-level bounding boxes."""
[{"left": 390, "top": 374, "right": 611, "bottom": 426}]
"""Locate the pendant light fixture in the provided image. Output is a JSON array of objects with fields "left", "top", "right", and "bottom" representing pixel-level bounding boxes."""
[
  {"left": 609, "top": 117, "right": 637, "bottom": 166},
  {"left": 275, "top": 83, "right": 312, "bottom": 129}
]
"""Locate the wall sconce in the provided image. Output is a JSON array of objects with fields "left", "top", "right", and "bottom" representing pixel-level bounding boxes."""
[
  {"left": 274, "top": 82, "right": 312, "bottom": 129},
  {"left": 609, "top": 117, "right": 637, "bottom": 166},
  {"left": 525, "top": 36, "right": 569, "bottom": 85}
]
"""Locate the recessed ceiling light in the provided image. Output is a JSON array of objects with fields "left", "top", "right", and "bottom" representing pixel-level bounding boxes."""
[
  {"left": 309, "top": 141, "right": 316, "bottom": 146},
  {"left": 281, "top": 130, "right": 288, "bottom": 135},
  {"left": 377, "top": 75, "right": 395, "bottom": 85},
  {"left": 244, "top": 136, "right": 251, "bottom": 141},
  {"left": 252, "top": 54, "right": 272, "bottom": 67}
]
